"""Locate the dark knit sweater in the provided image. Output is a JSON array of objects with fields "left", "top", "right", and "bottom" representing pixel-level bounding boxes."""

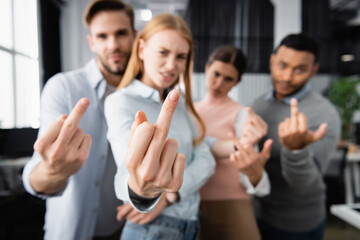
[{"left": 251, "top": 90, "right": 341, "bottom": 232}]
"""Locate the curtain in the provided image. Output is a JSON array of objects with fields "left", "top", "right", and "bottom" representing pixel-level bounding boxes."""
[
  {"left": 302, "top": 0, "right": 333, "bottom": 73},
  {"left": 39, "top": 0, "right": 64, "bottom": 84},
  {"left": 184, "top": 0, "right": 274, "bottom": 73}
]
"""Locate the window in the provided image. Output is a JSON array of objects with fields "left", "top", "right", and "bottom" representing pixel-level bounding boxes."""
[{"left": 0, "top": 0, "right": 40, "bottom": 129}]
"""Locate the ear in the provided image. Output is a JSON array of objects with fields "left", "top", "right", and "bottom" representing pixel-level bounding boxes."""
[
  {"left": 87, "top": 34, "right": 95, "bottom": 52},
  {"left": 205, "top": 63, "right": 210, "bottom": 74},
  {"left": 138, "top": 38, "right": 145, "bottom": 60},
  {"left": 269, "top": 53, "right": 275, "bottom": 68},
  {"left": 311, "top": 62, "right": 320, "bottom": 77}
]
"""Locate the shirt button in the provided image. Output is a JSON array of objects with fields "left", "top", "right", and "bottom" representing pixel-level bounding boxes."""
[
  {"left": 93, "top": 208, "right": 97, "bottom": 213},
  {"left": 95, "top": 181, "right": 100, "bottom": 187},
  {"left": 101, "top": 155, "right": 106, "bottom": 159}
]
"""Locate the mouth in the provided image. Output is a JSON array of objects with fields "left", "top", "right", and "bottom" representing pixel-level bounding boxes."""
[
  {"left": 109, "top": 52, "right": 125, "bottom": 63},
  {"left": 276, "top": 82, "right": 291, "bottom": 91},
  {"left": 160, "top": 72, "right": 175, "bottom": 82}
]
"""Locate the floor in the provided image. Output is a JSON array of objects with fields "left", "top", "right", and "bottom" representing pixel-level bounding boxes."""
[
  {"left": 324, "top": 215, "right": 360, "bottom": 240},
  {"left": 1, "top": 193, "right": 360, "bottom": 240}
]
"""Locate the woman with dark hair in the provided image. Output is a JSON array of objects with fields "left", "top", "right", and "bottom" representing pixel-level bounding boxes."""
[{"left": 195, "top": 45, "right": 272, "bottom": 240}]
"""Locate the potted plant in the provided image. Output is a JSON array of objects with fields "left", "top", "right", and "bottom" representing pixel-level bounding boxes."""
[{"left": 328, "top": 77, "right": 360, "bottom": 141}]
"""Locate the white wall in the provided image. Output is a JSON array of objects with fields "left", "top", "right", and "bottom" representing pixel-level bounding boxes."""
[
  {"left": 270, "top": 0, "right": 302, "bottom": 47},
  {"left": 60, "top": 0, "right": 93, "bottom": 71},
  {"left": 59, "top": 0, "right": 333, "bottom": 105}
]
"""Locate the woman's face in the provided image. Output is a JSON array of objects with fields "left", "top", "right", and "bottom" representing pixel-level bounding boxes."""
[
  {"left": 205, "top": 60, "right": 239, "bottom": 98},
  {"left": 139, "top": 29, "right": 190, "bottom": 95}
]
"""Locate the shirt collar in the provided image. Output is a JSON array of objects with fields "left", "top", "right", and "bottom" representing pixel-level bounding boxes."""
[
  {"left": 126, "top": 80, "right": 162, "bottom": 103},
  {"left": 265, "top": 82, "right": 311, "bottom": 105},
  {"left": 84, "top": 59, "right": 107, "bottom": 100}
]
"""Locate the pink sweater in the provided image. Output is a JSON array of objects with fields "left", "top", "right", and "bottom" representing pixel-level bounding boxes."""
[{"left": 195, "top": 96, "right": 250, "bottom": 201}]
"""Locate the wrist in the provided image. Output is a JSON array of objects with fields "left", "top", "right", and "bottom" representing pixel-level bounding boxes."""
[{"left": 165, "top": 192, "right": 180, "bottom": 206}]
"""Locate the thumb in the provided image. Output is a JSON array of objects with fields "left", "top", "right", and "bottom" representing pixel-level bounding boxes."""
[
  {"left": 260, "top": 139, "right": 273, "bottom": 165},
  {"left": 311, "top": 123, "right": 327, "bottom": 142},
  {"left": 128, "top": 111, "right": 148, "bottom": 147},
  {"left": 246, "top": 106, "right": 255, "bottom": 118}
]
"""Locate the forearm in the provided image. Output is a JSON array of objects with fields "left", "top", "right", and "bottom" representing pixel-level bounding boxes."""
[
  {"left": 280, "top": 147, "right": 322, "bottom": 193},
  {"left": 211, "top": 140, "right": 235, "bottom": 159}
]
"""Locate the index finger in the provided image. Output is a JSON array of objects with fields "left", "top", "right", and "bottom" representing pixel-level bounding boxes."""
[
  {"left": 58, "top": 98, "right": 90, "bottom": 143},
  {"left": 154, "top": 89, "right": 180, "bottom": 137}
]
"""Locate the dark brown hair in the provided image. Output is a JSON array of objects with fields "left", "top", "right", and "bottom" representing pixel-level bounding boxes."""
[
  {"left": 83, "top": 0, "right": 134, "bottom": 30},
  {"left": 207, "top": 45, "right": 247, "bottom": 82}
]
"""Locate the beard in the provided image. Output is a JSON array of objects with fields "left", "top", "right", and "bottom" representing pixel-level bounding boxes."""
[{"left": 98, "top": 50, "right": 130, "bottom": 76}]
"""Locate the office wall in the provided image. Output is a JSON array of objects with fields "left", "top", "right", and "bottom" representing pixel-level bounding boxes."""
[{"left": 59, "top": 0, "right": 334, "bottom": 105}]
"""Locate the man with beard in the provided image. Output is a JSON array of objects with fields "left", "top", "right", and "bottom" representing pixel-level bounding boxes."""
[
  {"left": 23, "top": 1, "right": 185, "bottom": 239},
  {"left": 251, "top": 33, "right": 341, "bottom": 240}
]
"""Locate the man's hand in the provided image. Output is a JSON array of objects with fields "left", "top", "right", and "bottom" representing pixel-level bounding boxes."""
[
  {"left": 240, "top": 107, "right": 268, "bottom": 146},
  {"left": 126, "top": 89, "right": 186, "bottom": 198},
  {"left": 30, "top": 98, "right": 92, "bottom": 194},
  {"left": 230, "top": 139, "right": 272, "bottom": 186},
  {"left": 116, "top": 194, "right": 168, "bottom": 225},
  {"left": 278, "top": 98, "right": 327, "bottom": 150}
]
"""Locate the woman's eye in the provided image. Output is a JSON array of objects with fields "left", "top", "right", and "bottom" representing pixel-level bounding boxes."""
[{"left": 177, "top": 55, "right": 186, "bottom": 60}]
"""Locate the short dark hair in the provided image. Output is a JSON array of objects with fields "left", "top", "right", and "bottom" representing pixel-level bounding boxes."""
[
  {"left": 275, "top": 33, "right": 320, "bottom": 62},
  {"left": 207, "top": 45, "right": 247, "bottom": 82},
  {"left": 84, "top": 0, "right": 134, "bottom": 30}
]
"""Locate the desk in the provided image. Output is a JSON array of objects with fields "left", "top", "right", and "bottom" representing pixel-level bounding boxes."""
[
  {"left": 0, "top": 157, "right": 30, "bottom": 196},
  {"left": 331, "top": 204, "right": 360, "bottom": 230},
  {"left": 345, "top": 150, "right": 360, "bottom": 204}
]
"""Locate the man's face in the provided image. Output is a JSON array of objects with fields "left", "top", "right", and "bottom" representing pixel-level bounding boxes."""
[
  {"left": 270, "top": 46, "right": 319, "bottom": 100},
  {"left": 88, "top": 10, "right": 135, "bottom": 80}
]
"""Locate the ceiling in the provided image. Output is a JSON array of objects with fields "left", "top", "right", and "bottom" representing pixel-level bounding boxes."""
[{"left": 123, "top": 0, "right": 189, "bottom": 30}]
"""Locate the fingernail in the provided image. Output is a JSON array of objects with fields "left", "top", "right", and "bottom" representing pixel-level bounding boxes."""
[
  {"left": 169, "top": 89, "right": 179, "bottom": 102},
  {"left": 80, "top": 98, "right": 89, "bottom": 106}
]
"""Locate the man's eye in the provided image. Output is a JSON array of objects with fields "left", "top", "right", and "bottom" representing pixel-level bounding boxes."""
[
  {"left": 294, "top": 67, "right": 305, "bottom": 74},
  {"left": 97, "top": 34, "right": 106, "bottom": 39},
  {"left": 213, "top": 71, "right": 220, "bottom": 77},
  {"left": 116, "top": 30, "right": 128, "bottom": 36},
  {"left": 278, "top": 62, "right": 286, "bottom": 69}
]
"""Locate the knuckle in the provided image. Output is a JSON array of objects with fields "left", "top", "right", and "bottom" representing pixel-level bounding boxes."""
[
  {"left": 158, "top": 176, "right": 171, "bottom": 188},
  {"left": 165, "top": 138, "right": 178, "bottom": 149},
  {"left": 77, "top": 128, "right": 84, "bottom": 136},
  {"left": 63, "top": 121, "right": 76, "bottom": 130},
  {"left": 139, "top": 169, "right": 155, "bottom": 183},
  {"left": 34, "top": 139, "right": 45, "bottom": 152},
  {"left": 154, "top": 127, "right": 167, "bottom": 140},
  {"left": 48, "top": 149, "right": 61, "bottom": 163},
  {"left": 126, "top": 157, "right": 136, "bottom": 171}
]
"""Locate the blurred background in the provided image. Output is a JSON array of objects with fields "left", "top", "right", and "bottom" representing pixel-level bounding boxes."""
[{"left": 0, "top": 0, "right": 359, "bottom": 239}]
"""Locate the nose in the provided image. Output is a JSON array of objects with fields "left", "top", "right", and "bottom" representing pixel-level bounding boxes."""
[
  {"left": 281, "top": 68, "right": 293, "bottom": 82},
  {"left": 107, "top": 36, "right": 119, "bottom": 50},
  {"left": 164, "top": 56, "right": 176, "bottom": 70},
  {"left": 213, "top": 77, "right": 224, "bottom": 89}
]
